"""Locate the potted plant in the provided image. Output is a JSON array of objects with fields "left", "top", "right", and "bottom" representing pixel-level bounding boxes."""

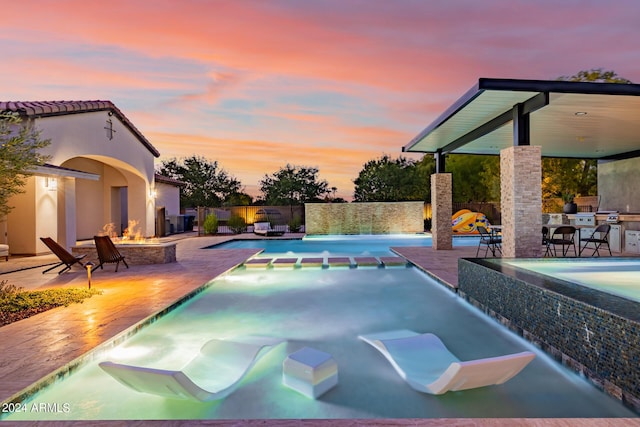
[{"left": 561, "top": 192, "right": 578, "bottom": 214}]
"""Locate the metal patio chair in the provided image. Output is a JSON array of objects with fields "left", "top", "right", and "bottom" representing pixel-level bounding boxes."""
[
  {"left": 579, "top": 223, "right": 612, "bottom": 257},
  {"left": 476, "top": 226, "right": 502, "bottom": 257},
  {"left": 542, "top": 226, "right": 552, "bottom": 257},
  {"left": 547, "top": 226, "right": 577, "bottom": 257}
]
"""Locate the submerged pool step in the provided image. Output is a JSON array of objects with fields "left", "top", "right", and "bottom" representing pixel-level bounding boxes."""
[
  {"left": 353, "top": 256, "right": 380, "bottom": 267},
  {"left": 327, "top": 257, "right": 352, "bottom": 267},
  {"left": 244, "top": 255, "right": 408, "bottom": 269},
  {"left": 300, "top": 257, "right": 324, "bottom": 268},
  {"left": 244, "top": 258, "right": 273, "bottom": 268},
  {"left": 379, "top": 256, "right": 408, "bottom": 267},
  {"left": 271, "top": 257, "right": 299, "bottom": 268}
]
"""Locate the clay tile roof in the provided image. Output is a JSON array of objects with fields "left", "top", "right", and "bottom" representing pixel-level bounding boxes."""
[
  {"left": 0, "top": 100, "right": 160, "bottom": 157},
  {"left": 154, "top": 173, "right": 187, "bottom": 186}
]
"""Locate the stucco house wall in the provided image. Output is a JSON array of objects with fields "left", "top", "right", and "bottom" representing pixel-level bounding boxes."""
[
  {"left": 1, "top": 101, "right": 160, "bottom": 254},
  {"left": 156, "top": 182, "right": 181, "bottom": 217}
]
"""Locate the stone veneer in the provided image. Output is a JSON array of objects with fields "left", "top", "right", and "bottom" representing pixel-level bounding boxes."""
[
  {"left": 72, "top": 242, "right": 177, "bottom": 265},
  {"left": 431, "top": 173, "right": 452, "bottom": 250},
  {"left": 305, "top": 202, "right": 424, "bottom": 235},
  {"left": 458, "top": 257, "right": 640, "bottom": 413},
  {"left": 500, "top": 146, "right": 542, "bottom": 257}
]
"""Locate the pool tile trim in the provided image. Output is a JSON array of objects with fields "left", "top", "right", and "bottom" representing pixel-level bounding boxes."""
[{"left": 458, "top": 257, "right": 640, "bottom": 414}]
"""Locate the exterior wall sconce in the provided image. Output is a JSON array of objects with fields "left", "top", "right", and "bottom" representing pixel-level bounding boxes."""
[
  {"left": 149, "top": 188, "right": 157, "bottom": 199},
  {"left": 44, "top": 177, "right": 57, "bottom": 190}
]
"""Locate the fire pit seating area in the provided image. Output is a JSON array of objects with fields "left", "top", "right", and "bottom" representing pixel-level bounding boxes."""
[{"left": 72, "top": 237, "right": 176, "bottom": 267}]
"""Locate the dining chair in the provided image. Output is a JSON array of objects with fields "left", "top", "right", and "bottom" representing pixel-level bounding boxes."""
[
  {"left": 476, "top": 226, "right": 502, "bottom": 257},
  {"left": 542, "top": 226, "right": 552, "bottom": 257},
  {"left": 547, "top": 226, "right": 577, "bottom": 257},
  {"left": 579, "top": 224, "right": 612, "bottom": 257}
]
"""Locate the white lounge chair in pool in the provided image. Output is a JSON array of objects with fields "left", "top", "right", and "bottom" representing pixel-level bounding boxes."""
[
  {"left": 358, "top": 330, "right": 535, "bottom": 395},
  {"left": 99, "top": 336, "right": 284, "bottom": 402}
]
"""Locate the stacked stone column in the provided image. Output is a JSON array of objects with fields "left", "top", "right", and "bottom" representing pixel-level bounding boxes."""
[
  {"left": 431, "top": 173, "right": 452, "bottom": 250},
  {"left": 500, "top": 146, "right": 542, "bottom": 258}
]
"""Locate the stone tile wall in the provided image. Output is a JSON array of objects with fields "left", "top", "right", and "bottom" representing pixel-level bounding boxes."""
[
  {"left": 304, "top": 202, "right": 424, "bottom": 235},
  {"left": 500, "top": 146, "right": 543, "bottom": 257},
  {"left": 72, "top": 242, "right": 177, "bottom": 265},
  {"left": 431, "top": 173, "right": 452, "bottom": 250},
  {"left": 458, "top": 258, "right": 640, "bottom": 413}
]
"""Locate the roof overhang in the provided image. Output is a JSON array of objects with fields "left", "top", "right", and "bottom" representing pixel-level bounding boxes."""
[
  {"left": 32, "top": 164, "right": 100, "bottom": 181},
  {"left": 403, "top": 78, "right": 640, "bottom": 160}
]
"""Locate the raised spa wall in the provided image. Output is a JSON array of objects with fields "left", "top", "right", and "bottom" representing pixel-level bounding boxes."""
[
  {"left": 305, "top": 201, "right": 425, "bottom": 235},
  {"left": 458, "top": 258, "right": 640, "bottom": 413}
]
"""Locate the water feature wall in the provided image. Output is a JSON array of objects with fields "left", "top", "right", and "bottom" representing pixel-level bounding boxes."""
[
  {"left": 305, "top": 201, "right": 424, "bottom": 235},
  {"left": 458, "top": 257, "right": 640, "bottom": 413}
]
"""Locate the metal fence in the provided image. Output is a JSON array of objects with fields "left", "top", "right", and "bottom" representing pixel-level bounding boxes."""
[{"left": 190, "top": 205, "right": 305, "bottom": 235}]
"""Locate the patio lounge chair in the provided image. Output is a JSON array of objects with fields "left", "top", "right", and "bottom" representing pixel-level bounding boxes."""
[
  {"left": 99, "top": 336, "right": 284, "bottom": 401},
  {"left": 253, "top": 222, "right": 284, "bottom": 236},
  {"left": 579, "top": 223, "right": 612, "bottom": 257},
  {"left": 94, "top": 235, "right": 129, "bottom": 272},
  {"left": 40, "top": 237, "right": 87, "bottom": 274},
  {"left": 358, "top": 330, "right": 535, "bottom": 395}
]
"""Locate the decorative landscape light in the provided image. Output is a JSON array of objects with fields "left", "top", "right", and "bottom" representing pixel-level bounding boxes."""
[{"left": 85, "top": 262, "right": 95, "bottom": 289}]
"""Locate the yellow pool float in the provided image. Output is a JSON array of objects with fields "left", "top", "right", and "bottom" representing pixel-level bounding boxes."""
[{"left": 452, "top": 210, "right": 491, "bottom": 234}]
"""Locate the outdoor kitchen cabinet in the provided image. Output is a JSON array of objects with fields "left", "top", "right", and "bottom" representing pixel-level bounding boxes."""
[{"left": 625, "top": 230, "right": 640, "bottom": 254}]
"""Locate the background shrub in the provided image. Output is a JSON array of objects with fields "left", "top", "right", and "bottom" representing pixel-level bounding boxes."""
[
  {"left": 203, "top": 213, "right": 218, "bottom": 235},
  {"left": 288, "top": 214, "right": 302, "bottom": 232},
  {"left": 228, "top": 214, "right": 246, "bottom": 234}
]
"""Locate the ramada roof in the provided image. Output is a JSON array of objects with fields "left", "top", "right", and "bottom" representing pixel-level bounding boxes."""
[
  {"left": 403, "top": 78, "right": 640, "bottom": 161},
  {"left": 0, "top": 100, "right": 160, "bottom": 158}
]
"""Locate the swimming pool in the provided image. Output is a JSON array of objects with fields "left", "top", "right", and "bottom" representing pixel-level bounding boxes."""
[
  {"left": 208, "top": 234, "right": 477, "bottom": 257},
  {"left": 2, "top": 240, "right": 637, "bottom": 420}
]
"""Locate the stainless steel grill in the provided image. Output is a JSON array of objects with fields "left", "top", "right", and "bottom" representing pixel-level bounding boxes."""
[
  {"left": 606, "top": 213, "right": 620, "bottom": 223},
  {"left": 597, "top": 211, "right": 620, "bottom": 223}
]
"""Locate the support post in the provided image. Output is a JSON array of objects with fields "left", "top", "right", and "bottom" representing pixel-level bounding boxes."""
[
  {"left": 500, "top": 146, "right": 542, "bottom": 257},
  {"left": 431, "top": 173, "right": 452, "bottom": 250}
]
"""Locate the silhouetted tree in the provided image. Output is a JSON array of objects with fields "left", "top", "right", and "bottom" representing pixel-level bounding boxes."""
[
  {"left": 353, "top": 155, "right": 434, "bottom": 202},
  {"left": 260, "top": 164, "right": 329, "bottom": 205},
  {"left": 558, "top": 68, "right": 632, "bottom": 83},
  {"left": 157, "top": 155, "right": 241, "bottom": 208}
]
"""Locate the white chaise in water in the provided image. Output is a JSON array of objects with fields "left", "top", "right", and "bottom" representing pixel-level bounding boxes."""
[
  {"left": 99, "top": 336, "right": 284, "bottom": 402},
  {"left": 358, "top": 330, "right": 535, "bottom": 395}
]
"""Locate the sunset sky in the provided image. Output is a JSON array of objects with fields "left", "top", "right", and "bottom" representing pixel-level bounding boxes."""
[{"left": 2, "top": 1, "right": 640, "bottom": 200}]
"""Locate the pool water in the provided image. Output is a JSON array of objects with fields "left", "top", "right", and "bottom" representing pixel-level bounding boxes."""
[
  {"left": 209, "top": 234, "right": 478, "bottom": 257},
  {"left": 504, "top": 259, "right": 640, "bottom": 303},
  {"left": 3, "top": 238, "right": 637, "bottom": 420}
]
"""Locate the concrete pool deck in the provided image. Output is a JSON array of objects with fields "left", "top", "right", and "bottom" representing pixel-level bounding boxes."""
[{"left": 0, "top": 234, "right": 638, "bottom": 426}]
